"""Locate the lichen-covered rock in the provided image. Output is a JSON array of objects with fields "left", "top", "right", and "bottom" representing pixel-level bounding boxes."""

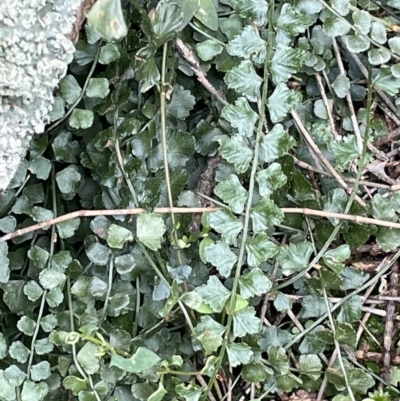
[{"left": 0, "top": 0, "right": 81, "bottom": 192}]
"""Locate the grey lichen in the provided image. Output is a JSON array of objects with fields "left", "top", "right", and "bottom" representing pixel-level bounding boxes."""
[{"left": 0, "top": 0, "right": 81, "bottom": 192}]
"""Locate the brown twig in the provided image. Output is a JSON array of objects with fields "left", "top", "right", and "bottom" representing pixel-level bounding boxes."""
[
  {"left": 175, "top": 38, "right": 228, "bottom": 106},
  {"left": 5, "top": 206, "right": 400, "bottom": 242},
  {"left": 291, "top": 109, "right": 366, "bottom": 206},
  {"left": 373, "top": 127, "right": 400, "bottom": 147},
  {"left": 315, "top": 73, "right": 339, "bottom": 139},
  {"left": 294, "top": 157, "right": 394, "bottom": 190},
  {"left": 382, "top": 260, "right": 399, "bottom": 383},
  {"left": 356, "top": 351, "right": 400, "bottom": 365}
]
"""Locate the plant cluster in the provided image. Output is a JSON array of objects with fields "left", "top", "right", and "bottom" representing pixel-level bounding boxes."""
[{"left": 1, "top": 0, "right": 400, "bottom": 401}]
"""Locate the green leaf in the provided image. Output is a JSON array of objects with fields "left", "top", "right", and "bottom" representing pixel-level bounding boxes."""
[
  {"left": 214, "top": 175, "right": 248, "bottom": 213},
  {"left": 373, "top": 67, "right": 400, "bottom": 95},
  {"left": 276, "top": 372, "right": 302, "bottom": 392},
  {"left": 226, "top": 342, "right": 253, "bottom": 367},
  {"left": 86, "top": 78, "right": 110, "bottom": 98},
  {"left": 70, "top": 109, "right": 94, "bottom": 129},
  {"left": 166, "top": 85, "right": 196, "bottom": 120},
  {"left": 208, "top": 209, "right": 243, "bottom": 245},
  {"left": 27, "top": 245, "right": 50, "bottom": 269},
  {"left": 77, "top": 342, "right": 100, "bottom": 375},
  {"left": 60, "top": 75, "right": 82, "bottom": 105},
  {"left": 267, "top": 346, "right": 289, "bottom": 375},
  {"left": 40, "top": 314, "right": 58, "bottom": 332},
  {"left": 368, "top": 48, "right": 391, "bottom": 65},
  {"left": 86, "top": 0, "right": 127, "bottom": 41},
  {"left": 63, "top": 376, "right": 88, "bottom": 395},
  {"left": 299, "top": 354, "right": 322, "bottom": 380},
  {"left": 233, "top": 306, "right": 261, "bottom": 337},
  {"left": 227, "top": 25, "right": 266, "bottom": 63},
  {"left": 250, "top": 198, "right": 284, "bottom": 232},
  {"left": 259, "top": 124, "right": 296, "bottom": 163},
  {"left": 56, "top": 165, "right": 82, "bottom": 194},
  {"left": 371, "top": 21, "right": 387, "bottom": 44},
  {"left": 52, "top": 131, "right": 80, "bottom": 163},
  {"left": 229, "top": 0, "right": 268, "bottom": 26},
  {"left": 277, "top": 242, "right": 313, "bottom": 276},
  {"left": 39, "top": 269, "right": 66, "bottom": 290},
  {"left": 195, "top": 276, "right": 231, "bottom": 313},
  {"left": 0, "top": 370, "right": 17, "bottom": 401},
  {"left": 367, "top": 194, "right": 397, "bottom": 221},
  {"left": 277, "top": 3, "right": 316, "bottom": 35},
  {"left": 328, "top": 135, "right": 360, "bottom": 170},
  {"left": 194, "top": 316, "right": 225, "bottom": 355},
  {"left": 0, "top": 242, "right": 10, "bottom": 283},
  {"left": 335, "top": 322, "right": 356, "bottom": 347},
  {"left": 225, "top": 60, "right": 263, "bottom": 102},
  {"left": 332, "top": 0, "right": 350, "bottom": 15},
  {"left": 31, "top": 361, "right": 51, "bottom": 381},
  {"left": 17, "top": 316, "right": 36, "bottom": 336},
  {"left": 195, "top": 39, "right": 223, "bottom": 61},
  {"left": 21, "top": 381, "right": 48, "bottom": 401},
  {"left": 0, "top": 333, "right": 8, "bottom": 359},
  {"left": 245, "top": 233, "right": 279, "bottom": 267},
  {"left": 267, "top": 83, "right": 302, "bottom": 123},
  {"left": 273, "top": 291, "right": 292, "bottom": 312},
  {"left": 4, "top": 365, "right": 26, "bottom": 386},
  {"left": 376, "top": 227, "right": 400, "bottom": 251},
  {"left": 153, "top": 0, "right": 184, "bottom": 43},
  {"left": 238, "top": 267, "right": 272, "bottom": 299},
  {"left": 9, "top": 341, "right": 30, "bottom": 363},
  {"left": 338, "top": 296, "right": 362, "bottom": 324},
  {"left": 242, "top": 363, "right": 273, "bottom": 383},
  {"left": 389, "top": 37, "right": 400, "bottom": 55},
  {"left": 194, "top": 0, "right": 218, "bottom": 30},
  {"left": 259, "top": 326, "right": 293, "bottom": 350},
  {"left": 204, "top": 241, "right": 237, "bottom": 278},
  {"left": 332, "top": 74, "right": 350, "bottom": 98},
  {"left": 302, "top": 294, "right": 330, "bottom": 318},
  {"left": 99, "top": 43, "right": 120, "bottom": 64},
  {"left": 57, "top": 218, "right": 81, "bottom": 239},
  {"left": 221, "top": 97, "right": 258, "bottom": 137},
  {"left": 28, "top": 157, "right": 52, "bottom": 180},
  {"left": 148, "top": 382, "right": 167, "bottom": 401},
  {"left": 256, "top": 163, "right": 287, "bottom": 197},
  {"left": 323, "top": 188, "right": 347, "bottom": 225},
  {"left": 175, "top": 382, "right": 203, "bottom": 401},
  {"left": 340, "top": 266, "right": 369, "bottom": 290},
  {"left": 31, "top": 206, "right": 53, "bottom": 223},
  {"left": 193, "top": 120, "right": 221, "bottom": 156},
  {"left": 352, "top": 10, "right": 371, "bottom": 34},
  {"left": 218, "top": 135, "right": 253, "bottom": 173},
  {"left": 270, "top": 45, "right": 310, "bottom": 84},
  {"left": 137, "top": 213, "right": 166, "bottom": 251},
  {"left": 106, "top": 224, "right": 133, "bottom": 248},
  {"left": 344, "top": 34, "right": 370, "bottom": 53},
  {"left": 110, "top": 347, "right": 160, "bottom": 373},
  {"left": 323, "top": 16, "right": 351, "bottom": 37},
  {"left": 0, "top": 216, "right": 16, "bottom": 233},
  {"left": 323, "top": 244, "right": 350, "bottom": 274},
  {"left": 86, "top": 242, "right": 110, "bottom": 265}
]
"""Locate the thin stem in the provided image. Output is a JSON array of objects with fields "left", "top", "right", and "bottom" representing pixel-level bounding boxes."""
[
  {"left": 99, "top": 255, "right": 114, "bottom": 327},
  {"left": 322, "top": 287, "right": 356, "bottom": 401},
  {"left": 200, "top": 3, "right": 275, "bottom": 397},
  {"left": 189, "top": 22, "right": 226, "bottom": 46},
  {"left": 278, "top": 66, "right": 374, "bottom": 290},
  {"left": 46, "top": 45, "right": 101, "bottom": 132},
  {"left": 138, "top": 241, "right": 195, "bottom": 333},
  {"left": 160, "top": 43, "right": 183, "bottom": 265},
  {"left": 284, "top": 250, "right": 400, "bottom": 349}
]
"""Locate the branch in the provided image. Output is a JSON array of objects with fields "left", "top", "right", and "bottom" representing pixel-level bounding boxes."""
[{"left": 4, "top": 205, "right": 400, "bottom": 242}]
